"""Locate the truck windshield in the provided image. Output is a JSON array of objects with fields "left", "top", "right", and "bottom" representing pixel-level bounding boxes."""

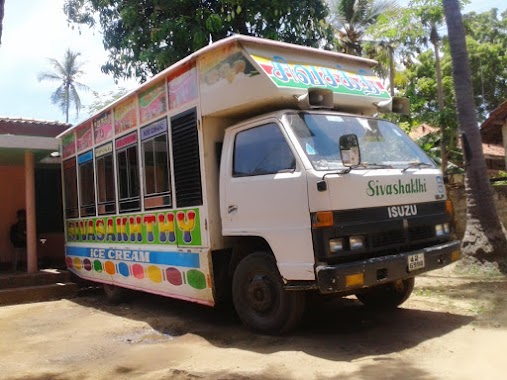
[{"left": 286, "top": 112, "right": 435, "bottom": 171}]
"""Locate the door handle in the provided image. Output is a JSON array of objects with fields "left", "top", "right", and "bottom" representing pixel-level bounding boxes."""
[{"left": 228, "top": 205, "right": 238, "bottom": 214}]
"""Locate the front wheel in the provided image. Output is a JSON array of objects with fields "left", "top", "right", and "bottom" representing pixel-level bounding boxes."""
[
  {"left": 232, "top": 252, "right": 306, "bottom": 334},
  {"left": 355, "top": 277, "right": 415, "bottom": 310}
]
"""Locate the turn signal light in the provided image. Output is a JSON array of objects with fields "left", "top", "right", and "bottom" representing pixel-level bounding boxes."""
[
  {"left": 445, "top": 200, "right": 454, "bottom": 216},
  {"left": 451, "top": 250, "right": 461, "bottom": 262},
  {"left": 345, "top": 273, "right": 364, "bottom": 287},
  {"left": 312, "top": 211, "right": 334, "bottom": 228}
]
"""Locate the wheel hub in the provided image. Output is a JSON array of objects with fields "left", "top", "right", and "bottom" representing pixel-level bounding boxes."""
[{"left": 247, "top": 274, "right": 275, "bottom": 313}]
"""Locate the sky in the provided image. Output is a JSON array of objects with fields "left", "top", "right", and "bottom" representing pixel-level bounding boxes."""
[{"left": 0, "top": 0, "right": 505, "bottom": 125}]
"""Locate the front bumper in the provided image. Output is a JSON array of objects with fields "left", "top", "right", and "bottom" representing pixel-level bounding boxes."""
[{"left": 316, "top": 240, "right": 461, "bottom": 294}]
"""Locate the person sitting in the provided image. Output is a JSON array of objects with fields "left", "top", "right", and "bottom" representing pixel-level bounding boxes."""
[{"left": 10, "top": 209, "right": 26, "bottom": 272}]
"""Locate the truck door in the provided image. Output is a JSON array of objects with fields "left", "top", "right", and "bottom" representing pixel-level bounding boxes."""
[{"left": 220, "top": 121, "right": 315, "bottom": 280}]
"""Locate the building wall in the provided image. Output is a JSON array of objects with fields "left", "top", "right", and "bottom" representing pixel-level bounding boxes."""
[
  {"left": 0, "top": 165, "right": 26, "bottom": 264},
  {"left": 0, "top": 165, "right": 65, "bottom": 268}
]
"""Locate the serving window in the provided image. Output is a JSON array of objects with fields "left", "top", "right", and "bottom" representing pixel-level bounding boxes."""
[
  {"left": 95, "top": 143, "right": 116, "bottom": 215},
  {"left": 116, "top": 132, "right": 141, "bottom": 212},
  {"left": 63, "top": 158, "right": 78, "bottom": 218},
  {"left": 78, "top": 150, "right": 96, "bottom": 217},
  {"left": 141, "top": 118, "right": 172, "bottom": 209}
]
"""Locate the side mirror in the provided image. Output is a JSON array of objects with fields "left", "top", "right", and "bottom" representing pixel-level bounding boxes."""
[{"left": 340, "top": 134, "right": 361, "bottom": 167}]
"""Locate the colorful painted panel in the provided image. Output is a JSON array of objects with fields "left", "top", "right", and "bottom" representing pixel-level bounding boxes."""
[
  {"left": 78, "top": 150, "right": 93, "bottom": 165},
  {"left": 141, "top": 118, "right": 167, "bottom": 141},
  {"left": 115, "top": 131, "right": 137, "bottom": 150},
  {"left": 168, "top": 67, "right": 198, "bottom": 109},
  {"left": 201, "top": 51, "right": 258, "bottom": 88},
  {"left": 95, "top": 142, "right": 113, "bottom": 158},
  {"left": 66, "top": 208, "right": 202, "bottom": 246},
  {"left": 62, "top": 132, "right": 76, "bottom": 158},
  {"left": 139, "top": 81, "right": 167, "bottom": 124},
  {"left": 93, "top": 110, "right": 113, "bottom": 144},
  {"left": 114, "top": 96, "right": 138, "bottom": 134},
  {"left": 66, "top": 247, "right": 209, "bottom": 291},
  {"left": 251, "top": 54, "right": 390, "bottom": 99},
  {"left": 76, "top": 122, "right": 93, "bottom": 152}
]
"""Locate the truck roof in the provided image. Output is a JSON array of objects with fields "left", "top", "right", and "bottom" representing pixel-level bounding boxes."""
[{"left": 59, "top": 35, "right": 390, "bottom": 142}]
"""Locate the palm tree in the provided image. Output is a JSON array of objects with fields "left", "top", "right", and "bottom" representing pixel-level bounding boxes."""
[
  {"left": 0, "top": 0, "right": 5, "bottom": 45},
  {"left": 38, "top": 49, "right": 90, "bottom": 123},
  {"left": 413, "top": 1, "right": 448, "bottom": 171},
  {"left": 328, "top": 0, "right": 399, "bottom": 56},
  {"left": 443, "top": 0, "right": 507, "bottom": 263}
]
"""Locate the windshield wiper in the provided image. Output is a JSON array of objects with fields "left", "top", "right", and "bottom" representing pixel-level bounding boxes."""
[
  {"left": 359, "top": 163, "right": 394, "bottom": 169},
  {"left": 401, "top": 161, "right": 433, "bottom": 173},
  {"left": 321, "top": 163, "right": 393, "bottom": 179}
]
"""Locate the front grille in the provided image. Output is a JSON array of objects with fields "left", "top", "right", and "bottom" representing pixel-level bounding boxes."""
[
  {"left": 370, "top": 229, "right": 405, "bottom": 248},
  {"left": 408, "top": 225, "right": 434, "bottom": 241},
  {"left": 313, "top": 201, "right": 452, "bottom": 264}
]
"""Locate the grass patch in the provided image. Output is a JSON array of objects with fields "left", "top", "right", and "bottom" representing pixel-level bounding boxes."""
[
  {"left": 453, "top": 255, "right": 505, "bottom": 278},
  {"left": 414, "top": 288, "right": 439, "bottom": 297}
]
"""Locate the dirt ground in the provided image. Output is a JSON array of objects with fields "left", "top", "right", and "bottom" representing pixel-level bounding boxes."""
[{"left": 1, "top": 262, "right": 506, "bottom": 380}]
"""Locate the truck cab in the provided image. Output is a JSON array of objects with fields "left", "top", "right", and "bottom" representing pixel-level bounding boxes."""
[{"left": 220, "top": 107, "right": 459, "bottom": 333}]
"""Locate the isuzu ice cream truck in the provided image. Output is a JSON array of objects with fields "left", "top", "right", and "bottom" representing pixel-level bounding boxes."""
[{"left": 59, "top": 35, "right": 460, "bottom": 333}]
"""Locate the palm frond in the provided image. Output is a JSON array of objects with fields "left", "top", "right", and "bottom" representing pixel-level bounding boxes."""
[{"left": 38, "top": 48, "right": 92, "bottom": 121}]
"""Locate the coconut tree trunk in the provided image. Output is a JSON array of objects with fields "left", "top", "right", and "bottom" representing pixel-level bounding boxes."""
[
  {"left": 431, "top": 23, "right": 447, "bottom": 173},
  {"left": 388, "top": 45, "right": 395, "bottom": 97},
  {"left": 65, "top": 81, "right": 70, "bottom": 124},
  {"left": 443, "top": 0, "right": 507, "bottom": 260},
  {"left": 0, "top": 0, "right": 5, "bottom": 45}
]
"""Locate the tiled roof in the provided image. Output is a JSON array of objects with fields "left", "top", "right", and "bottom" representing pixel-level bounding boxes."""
[
  {"left": 0, "top": 117, "right": 71, "bottom": 137},
  {"left": 409, "top": 123, "right": 505, "bottom": 158},
  {"left": 481, "top": 100, "right": 507, "bottom": 144},
  {"left": 483, "top": 143, "right": 505, "bottom": 158}
]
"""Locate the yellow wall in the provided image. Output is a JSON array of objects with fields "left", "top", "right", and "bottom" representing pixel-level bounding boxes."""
[{"left": 0, "top": 165, "right": 26, "bottom": 263}]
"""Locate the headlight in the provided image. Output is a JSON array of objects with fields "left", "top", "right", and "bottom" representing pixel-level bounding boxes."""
[
  {"left": 329, "top": 238, "right": 344, "bottom": 253},
  {"left": 350, "top": 236, "right": 365, "bottom": 250},
  {"left": 435, "top": 223, "right": 451, "bottom": 236}
]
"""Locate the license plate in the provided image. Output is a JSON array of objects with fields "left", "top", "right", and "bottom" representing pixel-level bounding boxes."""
[{"left": 407, "top": 253, "right": 425, "bottom": 271}]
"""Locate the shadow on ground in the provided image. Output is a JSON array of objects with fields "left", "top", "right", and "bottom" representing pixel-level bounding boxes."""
[{"left": 70, "top": 282, "right": 476, "bottom": 364}]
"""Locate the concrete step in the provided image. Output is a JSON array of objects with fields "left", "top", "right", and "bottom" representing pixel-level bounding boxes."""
[
  {"left": 0, "top": 269, "right": 72, "bottom": 289},
  {"left": 0, "top": 282, "right": 79, "bottom": 306},
  {"left": 0, "top": 269, "right": 78, "bottom": 306}
]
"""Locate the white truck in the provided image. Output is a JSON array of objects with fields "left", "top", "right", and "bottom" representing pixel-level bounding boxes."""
[{"left": 59, "top": 35, "right": 461, "bottom": 334}]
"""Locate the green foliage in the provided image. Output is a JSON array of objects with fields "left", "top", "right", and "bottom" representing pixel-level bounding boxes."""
[
  {"left": 87, "top": 87, "right": 130, "bottom": 115},
  {"left": 61, "top": 0, "right": 507, "bottom": 149},
  {"left": 491, "top": 171, "right": 507, "bottom": 186},
  {"left": 461, "top": 9, "right": 507, "bottom": 121},
  {"left": 63, "top": 0, "right": 334, "bottom": 82},
  {"left": 37, "top": 49, "right": 91, "bottom": 123},
  {"left": 328, "top": 0, "right": 400, "bottom": 55}
]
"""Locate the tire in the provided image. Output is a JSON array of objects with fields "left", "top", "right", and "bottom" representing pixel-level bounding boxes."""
[
  {"left": 232, "top": 252, "right": 306, "bottom": 334},
  {"left": 103, "top": 284, "right": 129, "bottom": 305},
  {"left": 356, "top": 277, "right": 415, "bottom": 310}
]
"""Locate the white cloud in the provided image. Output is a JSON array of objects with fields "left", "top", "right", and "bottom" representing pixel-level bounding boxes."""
[{"left": 0, "top": 0, "right": 136, "bottom": 123}]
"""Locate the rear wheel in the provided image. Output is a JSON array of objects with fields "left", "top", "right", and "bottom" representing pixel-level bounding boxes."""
[
  {"left": 232, "top": 252, "right": 306, "bottom": 334},
  {"left": 356, "top": 277, "right": 415, "bottom": 309},
  {"left": 103, "top": 284, "right": 129, "bottom": 304}
]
